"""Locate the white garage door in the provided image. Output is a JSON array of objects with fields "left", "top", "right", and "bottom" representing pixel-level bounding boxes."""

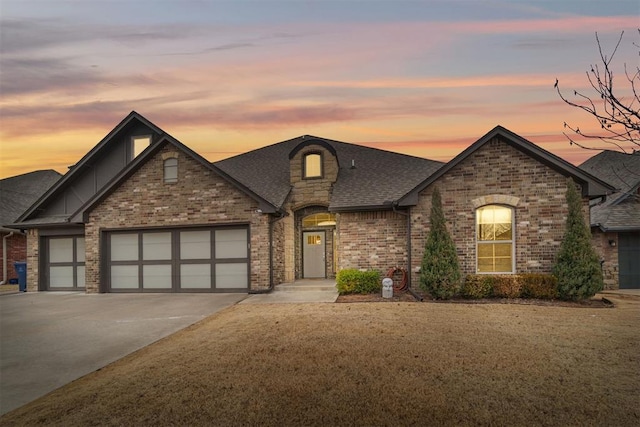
[{"left": 106, "top": 227, "right": 249, "bottom": 292}]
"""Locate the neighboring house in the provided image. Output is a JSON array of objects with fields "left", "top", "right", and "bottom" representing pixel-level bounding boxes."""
[
  {"left": 0, "top": 170, "right": 62, "bottom": 284},
  {"left": 580, "top": 150, "right": 640, "bottom": 289},
  {"left": 10, "top": 111, "right": 615, "bottom": 293}
]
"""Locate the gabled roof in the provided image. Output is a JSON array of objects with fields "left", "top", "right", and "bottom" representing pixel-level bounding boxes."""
[
  {"left": 215, "top": 135, "right": 444, "bottom": 211},
  {"left": 69, "top": 134, "right": 280, "bottom": 223},
  {"left": 15, "top": 111, "right": 166, "bottom": 225},
  {"left": 579, "top": 150, "right": 640, "bottom": 231},
  {"left": 398, "top": 125, "right": 615, "bottom": 206},
  {"left": 0, "top": 170, "right": 62, "bottom": 229}
]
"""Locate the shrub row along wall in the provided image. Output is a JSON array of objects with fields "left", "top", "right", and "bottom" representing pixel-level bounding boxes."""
[{"left": 461, "top": 274, "right": 558, "bottom": 299}]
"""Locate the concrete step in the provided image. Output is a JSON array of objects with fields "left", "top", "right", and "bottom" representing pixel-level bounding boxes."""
[{"left": 274, "top": 282, "right": 337, "bottom": 292}]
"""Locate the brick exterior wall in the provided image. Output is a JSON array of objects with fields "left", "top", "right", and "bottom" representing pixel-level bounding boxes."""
[
  {"left": 84, "top": 143, "right": 271, "bottom": 293},
  {"left": 409, "top": 137, "right": 590, "bottom": 288},
  {"left": 592, "top": 229, "right": 618, "bottom": 289},
  {"left": 0, "top": 232, "right": 26, "bottom": 282},
  {"left": 337, "top": 210, "right": 407, "bottom": 275}
]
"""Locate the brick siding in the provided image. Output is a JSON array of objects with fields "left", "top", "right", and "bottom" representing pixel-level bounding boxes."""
[
  {"left": 409, "top": 137, "right": 589, "bottom": 288},
  {"left": 84, "top": 143, "right": 271, "bottom": 293},
  {"left": 591, "top": 229, "right": 618, "bottom": 289},
  {"left": 0, "top": 232, "right": 26, "bottom": 282},
  {"left": 337, "top": 210, "right": 407, "bottom": 275}
]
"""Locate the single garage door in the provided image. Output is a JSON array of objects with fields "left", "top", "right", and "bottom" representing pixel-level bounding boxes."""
[
  {"left": 44, "top": 236, "right": 86, "bottom": 290},
  {"left": 619, "top": 232, "right": 640, "bottom": 289},
  {"left": 105, "top": 226, "right": 249, "bottom": 292}
]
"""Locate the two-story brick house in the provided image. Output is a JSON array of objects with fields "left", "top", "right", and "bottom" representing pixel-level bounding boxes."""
[{"left": 10, "top": 111, "right": 617, "bottom": 293}]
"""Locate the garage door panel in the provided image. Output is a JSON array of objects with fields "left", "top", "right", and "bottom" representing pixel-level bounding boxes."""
[
  {"left": 107, "top": 227, "right": 249, "bottom": 292},
  {"left": 180, "top": 264, "right": 211, "bottom": 289},
  {"left": 111, "top": 234, "right": 138, "bottom": 261},
  {"left": 143, "top": 233, "right": 172, "bottom": 260},
  {"left": 143, "top": 265, "right": 172, "bottom": 289},
  {"left": 216, "top": 263, "right": 248, "bottom": 289},
  {"left": 215, "top": 229, "right": 247, "bottom": 259},
  {"left": 111, "top": 265, "right": 139, "bottom": 289},
  {"left": 50, "top": 266, "right": 74, "bottom": 288},
  {"left": 180, "top": 230, "right": 211, "bottom": 259}
]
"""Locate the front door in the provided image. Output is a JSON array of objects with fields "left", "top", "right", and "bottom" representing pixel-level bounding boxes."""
[{"left": 303, "top": 231, "right": 325, "bottom": 278}]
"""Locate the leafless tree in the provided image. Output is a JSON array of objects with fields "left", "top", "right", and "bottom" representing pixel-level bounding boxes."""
[{"left": 555, "top": 30, "right": 639, "bottom": 152}]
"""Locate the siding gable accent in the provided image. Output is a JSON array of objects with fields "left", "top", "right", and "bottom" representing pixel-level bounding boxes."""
[
  {"left": 71, "top": 134, "right": 279, "bottom": 223},
  {"left": 14, "top": 111, "right": 167, "bottom": 226}
]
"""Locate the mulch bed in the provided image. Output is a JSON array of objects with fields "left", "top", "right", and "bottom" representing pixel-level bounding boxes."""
[{"left": 336, "top": 290, "right": 614, "bottom": 307}]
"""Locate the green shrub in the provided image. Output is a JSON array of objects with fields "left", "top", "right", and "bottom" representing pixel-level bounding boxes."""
[
  {"left": 336, "top": 269, "right": 381, "bottom": 295},
  {"left": 492, "top": 275, "right": 522, "bottom": 298},
  {"left": 553, "top": 178, "right": 604, "bottom": 300},
  {"left": 520, "top": 274, "right": 558, "bottom": 299},
  {"left": 461, "top": 275, "right": 493, "bottom": 299},
  {"left": 419, "top": 187, "right": 462, "bottom": 299}
]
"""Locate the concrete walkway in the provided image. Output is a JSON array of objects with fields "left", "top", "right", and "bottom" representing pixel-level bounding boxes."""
[
  {"left": 240, "top": 279, "right": 338, "bottom": 304},
  {"left": 0, "top": 292, "right": 246, "bottom": 415}
]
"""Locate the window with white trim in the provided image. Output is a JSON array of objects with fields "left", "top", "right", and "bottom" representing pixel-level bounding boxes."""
[
  {"left": 164, "top": 157, "right": 178, "bottom": 183},
  {"left": 476, "top": 205, "right": 514, "bottom": 273}
]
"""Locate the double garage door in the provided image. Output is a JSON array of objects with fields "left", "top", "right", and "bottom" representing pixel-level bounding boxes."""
[{"left": 105, "top": 226, "right": 249, "bottom": 292}]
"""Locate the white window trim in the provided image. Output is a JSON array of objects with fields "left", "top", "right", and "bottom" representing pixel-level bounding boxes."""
[{"left": 475, "top": 204, "right": 516, "bottom": 274}]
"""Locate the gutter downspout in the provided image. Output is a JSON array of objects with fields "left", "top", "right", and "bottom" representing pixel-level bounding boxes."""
[
  {"left": 392, "top": 204, "right": 423, "bottom": 301},
  {"left": 248, "top": 211, "right": 287, "bottom": 294},
  {"left": 1, "top": 231, "right": 18, "bottom": 285}
]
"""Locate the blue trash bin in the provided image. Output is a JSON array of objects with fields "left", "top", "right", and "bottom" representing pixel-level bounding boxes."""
[{"left": 14, "top": 262, "right": 27, "bottom": 292}]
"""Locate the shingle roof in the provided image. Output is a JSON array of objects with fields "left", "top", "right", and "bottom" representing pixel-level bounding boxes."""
[
  {"left": 215, "top": 135, "right": 443, "bottom": 211},
  {"left": 0, "top": 170, "right": 62, "bottom": 227},
  {"left": 579, "top": 150, "right": 640, "bottom": 231}
]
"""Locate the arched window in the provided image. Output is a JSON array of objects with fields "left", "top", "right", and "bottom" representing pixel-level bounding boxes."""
[
  {"left": 304, "top": 153, "right": 322, "bottom": 178},
  {"left": 163, "top": 157, "right": 178, "bottom": 183},
  {"left": 476, "top": 205, "right": 514, "bottom": 273}
]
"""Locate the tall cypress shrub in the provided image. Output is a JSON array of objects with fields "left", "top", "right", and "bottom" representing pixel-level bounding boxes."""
[
  {"left": 553, "top": 178, "right": 604, "bottom": 300},
  {"left": 420, "top": 187, "right": 462, "bottom": 299}
]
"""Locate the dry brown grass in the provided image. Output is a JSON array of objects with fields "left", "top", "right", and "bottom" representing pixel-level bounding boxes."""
[{"left": 1, "top": 295, "right": 639, "bottom": 426}]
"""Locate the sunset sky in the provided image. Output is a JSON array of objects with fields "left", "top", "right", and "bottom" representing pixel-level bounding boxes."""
[{"left": 1, "top": 0, "right": 638, "bottom": 179}]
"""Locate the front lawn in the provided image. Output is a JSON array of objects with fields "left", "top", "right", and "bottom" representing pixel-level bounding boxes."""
[{"left": 1, "top": 295, "right": 638, "bottom": 426}]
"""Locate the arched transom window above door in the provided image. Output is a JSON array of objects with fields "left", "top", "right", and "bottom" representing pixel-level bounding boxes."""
[{"left": 302, "top": 212, "right": 336, "bottom": 227}]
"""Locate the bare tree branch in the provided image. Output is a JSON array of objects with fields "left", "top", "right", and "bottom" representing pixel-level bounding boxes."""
[{"left": 555, "top": 30, "right": 640, "bottom": 153}]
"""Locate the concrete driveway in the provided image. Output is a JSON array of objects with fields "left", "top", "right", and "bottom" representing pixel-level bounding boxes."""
[{"left": 0, "top": 291, "right": 246, "bottom": 415}]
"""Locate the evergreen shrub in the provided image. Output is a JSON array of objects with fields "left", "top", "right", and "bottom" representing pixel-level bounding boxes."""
[{"left": 336, "top": 269, "right": 381, "bottom": 295}]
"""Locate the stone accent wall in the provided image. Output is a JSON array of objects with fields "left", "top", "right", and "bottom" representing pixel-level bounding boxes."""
[
  {"left": 26, "top": 229, "right": 39, "bottom": 291},
  {"left": 410, "top": 137, "right": 590, "bottom": 287},
  {"left": 0, "top": 232, "right": 26, "bottom": 282},
  {"left": 337, "top": 210, "right": 407, "bottom": 276},
  {"left": 85, "top": 143, "right": 271, "bottom": 293},
  {"left": 592, "top": 229, "right": 618, "bottom": 289},
  {"left": 271, "top": 216, "right": 286, "bottom": 286},
  {"left": 288, "top": 144, "right": 338, "bottom": 210}
]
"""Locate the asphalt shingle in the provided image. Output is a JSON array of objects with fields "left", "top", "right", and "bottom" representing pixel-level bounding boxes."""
[
  {"left": 0, "top": 170, "right": 62, "bottom": 227},
  {"left": 215, "top": 135, "right": 443, "bottom": 211},
  {"left": 579, "top": 150, "right": 640, "bottom": 231}
]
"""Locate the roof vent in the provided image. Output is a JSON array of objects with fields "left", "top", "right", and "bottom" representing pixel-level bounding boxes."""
[{"left": 351, "top": 159, "right": 356, "bottom": 169}]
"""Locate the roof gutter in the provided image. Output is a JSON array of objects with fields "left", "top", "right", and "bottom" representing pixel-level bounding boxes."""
[{"left": 391, "top": 203, "right": 422, "bottom": 301}]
